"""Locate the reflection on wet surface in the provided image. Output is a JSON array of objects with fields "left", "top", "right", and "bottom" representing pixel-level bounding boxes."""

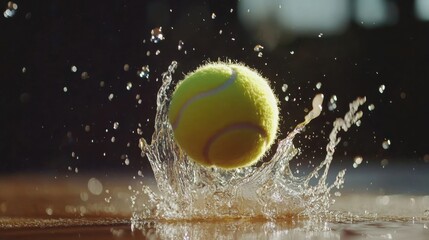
[{"left": 1, "top": 217, "right": 428, "bottom": 240}]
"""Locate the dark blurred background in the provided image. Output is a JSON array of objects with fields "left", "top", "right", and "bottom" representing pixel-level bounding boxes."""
[{"left": 1, "top": 0, "right": 428, "bottom": 177}]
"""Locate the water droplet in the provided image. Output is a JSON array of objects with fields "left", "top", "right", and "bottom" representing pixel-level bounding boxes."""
[
  {"left": 84, "top": 125, "right": 91, "bottom": 132},
  {"left": 230, "top": 8, "right": 234, "bottom": 13},
  {"left": 108, "top": 93, "right": 114, "bottom": 101},
  {"left": 379, "top": 84, "right": 386, "bottom": 93},
  {"left": 382, "top": 139, "right": 391, "bottom": 149},
  {"left": 81, "top": 71, "right": 89, "bottom": 80},
  {"left": 211, "top": 13, "right": 216, "bottom": 19},
  {"left": 71, "top": 66, "right": 77, "bottom": 72},
  {"left": 290, "top": 51, "right": 295, "bottom": 55},
  {"left": 22, "top": 67, "right": 26, "bottom": 73},
  {"left": 353, "top": 156, "right": 363, "bottom": 168},
  {"left": 63, "top": 87, "right": 68, "bottom": 92},
  {"left": 356, "top": 120, "right": 361, "bottom": 127},
  {"left": 316, "top": 82, "right": 322, "bottom": 89},
  {"left": 8, "top": 1, "right": 18, "bottom": 10},
  {"left": 368, "top": 104, "right": 375, "bottom": 111},
  {"left": 318, "top": 33, "right": 324, "bottom": 38},
  {"left": 123, "top": 64, "right": 130, "bottom": 72},
  {"left": 99, "top": 81, "right": 105, "bottom": 87},
  {"left": 150, "top": 27, "right": 164, "bottom": 43},
  {"left": 281, "top": 84, "right": 288, "bottom": 92},
  {"left": 126, "top": 82, "right": 132, "bottom": 90},
  {"left": 219, "top": 29, "right": 223, "bottom": 35},
  {"left": 113, "top": 122, "right": 119, "bottom": 130},
  {"left": 257, "top": 52, "right": 263, "bottom": 57},
  {"left": 334, "top": 191, "right": 341, "bottom": 197},
  {"left": 177, "top": 40, "right": 184, "bottom": 51},
  {"left": 400, "top": 92, "right": 406, "bottom": 99},
  {"left": 381, "top": 159, "right": 389, "bottom": 168},
  {"left": 124, "top": 158, "right": 130, "bottom": 165},
  {"left": 45, "top": 208, "right": 53, "bottom": 216},
  {"left": 137, "top": 128, "right": 143, "bottom": 135},
  {"left": 88, "top": 178, "right": 103, "bottom": 195},
  {"left": 3, "top": 1, "right": 18, "bottom": 18},
  {"left": 328, "top": 95, "right": 338, "bottom": 111},
  {"left": 254, "top": 44, "right": 264, "bottom": 52},
  {"left": 155, "top": 50, "right": 161, "bottom": 55},
  {"left": 111, "top": 136, "right": 116, "bottom": 143},
  {"left": 138, "top": 65, "right": 150, "bottom": 79}
]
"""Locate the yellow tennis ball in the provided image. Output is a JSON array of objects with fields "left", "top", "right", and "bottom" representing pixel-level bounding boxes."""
[{"left": 168, "top": 62, "right": 279, "bottom": 169}]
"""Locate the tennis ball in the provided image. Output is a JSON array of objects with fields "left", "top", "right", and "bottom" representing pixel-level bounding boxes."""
[{"left": 168, "top": 62, "right": 279, "bottom": 169}]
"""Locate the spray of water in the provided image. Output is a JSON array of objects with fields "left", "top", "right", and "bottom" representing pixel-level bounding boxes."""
[{"left": 131, "top": 61, "right": 366, "bottom": 225}]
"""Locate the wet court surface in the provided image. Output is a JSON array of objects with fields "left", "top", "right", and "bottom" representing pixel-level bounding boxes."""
[{"left": 0, "top": 173, "right": 428, "bottom": 240}]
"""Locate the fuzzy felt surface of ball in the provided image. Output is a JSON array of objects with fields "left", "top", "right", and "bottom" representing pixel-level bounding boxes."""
[{"left": 168, "top": 62, "right": 279, "bottom": 169}]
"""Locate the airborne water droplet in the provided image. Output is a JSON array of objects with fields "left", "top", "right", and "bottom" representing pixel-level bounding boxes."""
[
  {"left": 126, "top": 82, "right": 132, "bottom": 90},
  {"left": 381, "top": 159, "right": 389, "bottom": 168},
  {"left": 87, "top": 178, "right": 103, "bottom": 195},
  {"left": 81, "top": 71, "right": 89, "bottom": 80},
  {"left": 328, "top": 95, "right": 338, "bottom": 111},
  {"left": 353, "top": 156, "right": 363, "bottom": 168},
  {"left": 3, "top": 1, "right": 18, "bottom": 18},
  {"left": 138, "top": 65, "right": 150, "bottom": 79},
  {"left": 254, "top": 44, "right": 264, "bottom": 52},
  {"left": 281, "top": 84, "right": 288, "bottom": 92},
  {"left": 379, "top": 84, "right": 386, "bottom": 93},
  {"left": 177, "top": 40, "right": 184, "bottom": 51},
  {"left": 382, "top": 139, "right": 391, "bottom": 149},
  {"left": 150, "top": 27, "right": 164, "bottom": 43}
]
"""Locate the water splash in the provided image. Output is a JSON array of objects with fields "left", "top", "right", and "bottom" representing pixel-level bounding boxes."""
[{"left": 132, "top": 61, "right": 366, "bottom": 225}]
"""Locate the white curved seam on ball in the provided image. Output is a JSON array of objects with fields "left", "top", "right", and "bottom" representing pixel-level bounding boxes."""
[
  {"left": 172, "top": 67, "right": 237, "bottom": 129},
  {"left": 203, "top": 122, "right": 268, "bottom": 165}
]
